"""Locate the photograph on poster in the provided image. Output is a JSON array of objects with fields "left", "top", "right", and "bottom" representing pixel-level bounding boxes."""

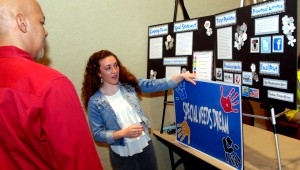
[
  {"left": 250, "top": 37, "right": 260, "bottom": 53},
  {"left": 260, "top": 36, "right": 271, "bottom": 53},
  {"left": 234, "top": 74, "right": 242, "bottom": 85},
  {"left": 249, "top": 88, "right": 260, "bottom": 98},
  {"left": 224, "top": 72, "right": 233, "bottom": 83},
  {"left": 242, "top": 86, "right": 249, "bottom": 97},
  {"left": 242, "top": 71, "right": 253, "bottom": 85},
  {"left": 272, "top": 35, "right": 284, "bottom": 53},
  {"left": 216, "top": 68, "right": 223, "bottom": 80}
]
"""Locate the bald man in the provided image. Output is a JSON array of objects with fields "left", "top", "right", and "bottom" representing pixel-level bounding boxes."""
[{"left": 0, "top": 0, "right": 103, "bottom": 169}]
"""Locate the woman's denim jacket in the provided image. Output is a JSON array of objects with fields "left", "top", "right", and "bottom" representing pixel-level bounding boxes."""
[{"left": 88, "top": 77, "right": 177, "bottom": 146}]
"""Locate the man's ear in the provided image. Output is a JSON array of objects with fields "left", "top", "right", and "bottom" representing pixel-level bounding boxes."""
[{"left": 16, "top": 13, "right": 27, "bottom": 33}]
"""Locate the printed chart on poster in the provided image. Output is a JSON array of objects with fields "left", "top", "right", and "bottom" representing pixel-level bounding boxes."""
[
  {"left": 147, "top": 0, "right": 298, "bottom": 109},
  {"left": 173, "top": 80, "right": 243, "bottom": 169}
]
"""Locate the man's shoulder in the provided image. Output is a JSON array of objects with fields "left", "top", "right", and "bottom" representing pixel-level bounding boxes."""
[
  {"left": 20, "top": 60, "right": 72, "bottom": 90},
  {"left": 35, "top": 62, "right": 65, "bottom": 79}
]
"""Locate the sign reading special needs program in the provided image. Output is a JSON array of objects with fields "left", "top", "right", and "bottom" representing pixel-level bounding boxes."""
[{"left": 173, "top": 80, "right": 243, "bottom": 169}]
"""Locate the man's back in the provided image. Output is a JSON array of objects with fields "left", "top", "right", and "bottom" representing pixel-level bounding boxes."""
[{"left": 0, "top": 46, "right": 103, "bottom": 170}]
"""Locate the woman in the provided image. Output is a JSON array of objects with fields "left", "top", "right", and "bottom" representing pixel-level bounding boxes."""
[{"left": 81, "top": 50, "right": 196, "bottom": 170}]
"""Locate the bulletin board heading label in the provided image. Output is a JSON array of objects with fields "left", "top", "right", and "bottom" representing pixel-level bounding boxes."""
[
  {"left": 259, "top": 61, "right": 280, "bottom": 76},
  {"left": 163, "top": 57, "right": 187, "bottom": 66},
  {"left": 251, "top": 0, "right": 285, "bottom": 17},
  {"left": 215, "top": 11, "right": 236, "bottom": 27},
  {"left": 174, "top": 20, "right": 198, "bottom": 32},
  {"left": 223, "top": 61, "right": 242, "bottom": 72},
  {"left": 149, "top": 24, "right": 168, "bottom": 37}
]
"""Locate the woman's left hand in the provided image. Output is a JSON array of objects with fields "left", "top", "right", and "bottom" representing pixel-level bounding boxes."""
[{"left": 180, "top": 73, "right": 197, "bottom": 85}]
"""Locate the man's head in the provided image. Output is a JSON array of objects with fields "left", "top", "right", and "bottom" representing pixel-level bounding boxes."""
[{"left": 0, "top": 0, "right": 48, "bottom": 59}]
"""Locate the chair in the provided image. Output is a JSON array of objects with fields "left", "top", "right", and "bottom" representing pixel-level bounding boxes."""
[
  {"left": 276, "top": 114, "right": 300, "bottom": 140},
  {"left": 259, "top": 104, "right": 300, "bottom": 140}
]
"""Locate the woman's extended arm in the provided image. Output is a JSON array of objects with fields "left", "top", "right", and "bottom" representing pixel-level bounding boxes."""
[{"left": 171, "top": 73, "right": 197, "bottom": 85}]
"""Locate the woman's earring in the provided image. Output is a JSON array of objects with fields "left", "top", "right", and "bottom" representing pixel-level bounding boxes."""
[{"left": 100, "top": 78, "right": 103, "bottom": 83}]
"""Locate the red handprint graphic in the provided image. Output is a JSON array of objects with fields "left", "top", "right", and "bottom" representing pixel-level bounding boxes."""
[{"left": 220, "top": 86, "right": 239, "bottom": 113}]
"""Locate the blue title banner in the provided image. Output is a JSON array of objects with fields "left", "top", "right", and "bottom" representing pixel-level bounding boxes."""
[
  {"left": 149, "top": 24, "right": 168, "bottom": 37},
  {"left": 174, "top": 19, "right": 198, "bottom": 32},
  {"left": 215, "top": 11, "right": 236, "bottom": 27},
  {"left": 251, "top": 0, "right": 285, "bottom": 17},
  {"left": 173, "top": 80, "right": 243, "bottom": 169}
]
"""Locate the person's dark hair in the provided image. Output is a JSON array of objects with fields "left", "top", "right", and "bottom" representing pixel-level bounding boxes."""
[{"left": 81, "top": 50, "right": 141, "bottom": 111}]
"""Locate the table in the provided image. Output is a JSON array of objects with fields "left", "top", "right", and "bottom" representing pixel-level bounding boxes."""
[{"left": 153, "top": 124, "right": 300, "bottom": 170}]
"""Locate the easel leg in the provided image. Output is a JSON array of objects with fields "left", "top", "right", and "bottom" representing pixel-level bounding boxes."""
[
  {"left": 168, "top": 148, "right": 176, "bottom": 170},
  {"left": 270, "top": 107, "right": 282, "bottom": 170},
  {"left": 160, "top": 90, "right": 168, "bottom": 133}
]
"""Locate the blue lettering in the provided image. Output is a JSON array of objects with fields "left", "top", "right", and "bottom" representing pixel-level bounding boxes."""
[{"left": 182, "top": 102, "right": 228, "bottom": 134}]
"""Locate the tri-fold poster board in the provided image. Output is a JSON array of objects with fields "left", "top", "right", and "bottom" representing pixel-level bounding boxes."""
[
  {"left": 148, "top": 0, "right": 297, "bottom": 169},
  {"left": 147, "top": 0, "right": 298, "bottom": 110}
]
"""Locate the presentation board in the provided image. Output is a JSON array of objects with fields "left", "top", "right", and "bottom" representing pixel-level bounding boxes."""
[
  {"left": 173, "top": 80, "right": 243, "bottom": 169},
  {"left": 147, "top": 0, "right": 298, "bottom": 109}
]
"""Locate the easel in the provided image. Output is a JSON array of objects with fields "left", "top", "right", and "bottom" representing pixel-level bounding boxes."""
[
  {"left": 160, "top": 0, "right": 190, "bottom": 134},
  {"left": 159, "top": 1, "right": 190, "bottom": 169}
]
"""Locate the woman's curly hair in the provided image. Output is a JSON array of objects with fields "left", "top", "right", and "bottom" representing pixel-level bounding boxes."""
[{"left": 81, "top": 50, "right": 141, "bottom": 111}]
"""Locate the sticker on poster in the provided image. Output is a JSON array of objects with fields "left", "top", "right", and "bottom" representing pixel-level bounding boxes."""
[
  {"left": 250, "top": 37, "right": 260, "bottom": 53},
  {"left": 261, "top": 36, "right": 271, "bottom": 53},
  {"left": 250, "top": 63, "right": 259, "bottom": 82},
  {"left": 242, "top": 86, "right": 249, "bottom": 97},
  {"left": 282, "top": 15, "right": 296, "bottom": 47},
  {"left": 242, "top": 72, "right": 253, "bottom": 85},
  {"left": 216, "top": 68, "right": 223, "bottom": 80},
  {"left": 149, "top": 70, "right": 157, "bottom": 80},
  {"left": 234, "top": 74, "right": 241, "bottom": 85},
  {"left": 250, "top": 88, "right": 259, "bottom": 98},
  {"left": 165, "top": 35, "right": 174, "bottom": 50},
  {"left": 224, "top": 72, "right": 233, "bottom": 83},
  {"left": 272, "top": 35, "right": 284, "bottom": 53}
]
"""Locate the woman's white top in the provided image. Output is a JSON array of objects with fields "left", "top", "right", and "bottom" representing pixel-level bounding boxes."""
[{"left": 105, "top": 89, "right": 150, "bottom": 157}]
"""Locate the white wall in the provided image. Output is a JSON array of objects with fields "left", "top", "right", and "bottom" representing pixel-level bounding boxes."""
[{"left": 38, "top": 0, "right": 298, "bottom": 169}]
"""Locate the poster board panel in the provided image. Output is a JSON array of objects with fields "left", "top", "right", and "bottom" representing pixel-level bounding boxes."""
[{"left": 173, "top": 80, "right": 243, "bottom": 169}]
